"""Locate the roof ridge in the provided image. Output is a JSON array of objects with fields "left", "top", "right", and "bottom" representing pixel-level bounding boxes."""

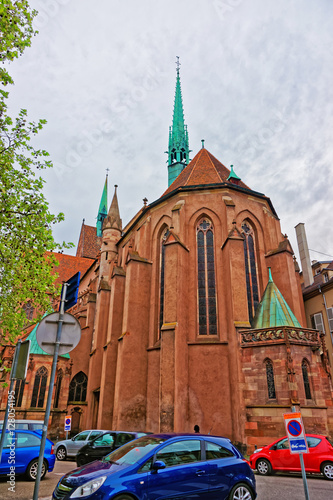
[
  {"left": 204, "top": 149, "right": 225, "bottom": 183},
  {"left": 184, "top": 150, "right": 201, "bottom": 186}
]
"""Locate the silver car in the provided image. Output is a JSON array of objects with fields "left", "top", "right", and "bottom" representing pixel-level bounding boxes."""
[{"left": 54, "top": 430, "right": 106, "bottom": 460}]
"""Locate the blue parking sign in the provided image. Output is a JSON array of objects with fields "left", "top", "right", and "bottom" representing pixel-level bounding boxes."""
[
  {"left": 64, "top": 415, "right": 72, "bottom": 431},
  {"left": 283, "top": 412, "right": 308, "bottom": 454}
]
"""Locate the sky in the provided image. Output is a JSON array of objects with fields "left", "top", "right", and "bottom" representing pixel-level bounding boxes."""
[{"left": 7, "top": 0, "right": 333, "bottom": 264}]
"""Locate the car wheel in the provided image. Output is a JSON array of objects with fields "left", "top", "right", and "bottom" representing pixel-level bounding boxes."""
[
  {"left": 76, "top": 454, "right": 87, "bottom": 467},
  {"left": 26, "top": 459, "right": 47, "bottom": 481},
  {"left": 321, "top": 461, "right": 333, "bottom": 480},
  {"left": 56, "top": 446, "right": 67, "bottom": 461},
  {"left": 256, "top": 458, "right": 272, "bottom": 476},
  {"left": 229, "top": 482, "right": 254, "bottom": 500},
  {"left": 113, "top": 495, "right": 133, "bottom": 500}
]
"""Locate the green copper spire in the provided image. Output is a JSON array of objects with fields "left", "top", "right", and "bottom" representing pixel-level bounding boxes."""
[
  {"left": 252, "top": 268, "right": 302, "bottom": 329},
  {"left": 167, "top": 57, "right": 190, "bottom": 186},
  {"left": 227, "top": 165, "right": 241, "bottom": 182},
  {"left": 96, "top": 174, "right": 108, "bottom": 237}
]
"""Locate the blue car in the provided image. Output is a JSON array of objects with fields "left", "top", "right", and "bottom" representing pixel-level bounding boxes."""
[
  {"left": 53, "top": 433, "right": 256, "bottom": 499},
  {"left": 0, "top": 429, "right": 55, "bottom": 480}
]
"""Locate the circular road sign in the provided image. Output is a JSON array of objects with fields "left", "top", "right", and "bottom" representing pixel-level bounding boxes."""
[
  {"left": 65, "top": 417, "right": 71, "bottom": 425},
  {"left": 287, "top": 420, "right": 302, "bottom": 437},
  {"left": 36, "top": 312, "right": 81, "bottom": 355}
]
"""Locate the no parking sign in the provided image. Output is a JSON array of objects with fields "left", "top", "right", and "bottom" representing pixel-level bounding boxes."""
[
  {"left": 283, "top": 412, "right": 308, "bottom": 454},
  {"left": 64, "top": 415, "right": 72, "bottom": 432}
]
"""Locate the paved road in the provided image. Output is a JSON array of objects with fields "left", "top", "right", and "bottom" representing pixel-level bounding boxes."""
[{"left": 0, "top": 460, "right": 331, "bottom": 499}]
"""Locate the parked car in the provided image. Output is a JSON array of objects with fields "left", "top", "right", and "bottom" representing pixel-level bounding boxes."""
[
  {"left": 249, "top": 434, "right": 333, "bottom": 480},
  {"left": 55, "top": 430, "right": 106, "bottom": 460},
  {"left": 0, "top": 419, "right": 43, "bottom": 431},
  {"left": 75, "top": 431, "right": 149, "bottom": 466},
  {"left": 53, "top": 433, "right": 256, "bottom": 500},
  {"left": 0, "top": 429, "right": 55, "bottom": 480}
]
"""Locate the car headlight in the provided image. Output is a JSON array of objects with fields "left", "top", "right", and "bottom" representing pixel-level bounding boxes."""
[
  {"left": 253, "top": 448, "right": 262, "bottom": 454},
  {"left": 70, "top": 476, "right": 107, "bottom": 498}
]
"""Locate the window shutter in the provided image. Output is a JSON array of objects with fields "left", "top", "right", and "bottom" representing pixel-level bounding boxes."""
[
  {"left": 327, "top": 307, "right": 333, "bottom": 333},
  {"left": 312, "top": 312, "right": 325, "bottom": 333}
]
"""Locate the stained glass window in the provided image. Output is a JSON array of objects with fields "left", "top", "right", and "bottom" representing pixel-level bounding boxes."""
[
  {"left": 242, "top": 222, "right": 259, "bottom": 324},
  {"left": 53, "top": 369, "right": 63, "bottom": 408},
  {"left": 68, "top": 372, "right": 87, "bottom": 403},
  {"left": 14, "top": 379, "right": 25, "bottom": 407},
  {"left": 265, "top": 360, "right": 276, "bottom": 399},
  {"left": 302, "top": 360, "right": 312, "bottom": 400},
  {"left": 197, "top": 219, "right": 217, "bottom": 335},
  {"left": 159, "top": 229, "right": 170, "bottom": 337},
  {"left": 31, "top": 366, "right": 48, "bottom": 408}
]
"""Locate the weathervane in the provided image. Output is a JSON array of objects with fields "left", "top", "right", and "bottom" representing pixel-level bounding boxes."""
[{"left": 176, "top": 56, "right": 181, "bottom": 72}]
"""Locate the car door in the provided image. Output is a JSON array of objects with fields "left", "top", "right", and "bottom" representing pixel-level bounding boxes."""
[
  {"left": 87, "top": 432, "right": 116, "bottom": 460},
  {"left": 303, "top": 436, "right": 323, "bottom": 472},
  {"left": 14, "top": 431, "right": 41, "bottom": 474},
  {"left": 67, "top": 431, "right": 90, "bottom": 455},
  {"left": 147, "top": 438, "right": 211, "bottom": 499},
  {"left": 204, "top": 440, "right": 236, "bottom": 500},
  {"left": 268, "top": 438, "right": 300, "bottom": 471}
]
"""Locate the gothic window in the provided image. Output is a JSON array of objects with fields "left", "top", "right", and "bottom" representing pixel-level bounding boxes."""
[
  {"left": 23, "top": 302, "right": 34, "bottom": 320},
  {"left": 242, "top": 222, "right": 259, "bottom": 324},
  {"left": 14, "top": 379, "right": 25, "bottom": 407},
  {"left": 53, "top": 369, "right": 63, "bottom": 408},
  {"left": 197, "top": 218, "right": 217, "bottom": 335},
  {"left": 265, "top": 359, "right": 276, "bottom": 399},
  {"left": 159, "top": 228, "right": 170, "bottom": 337},
  {"left": 68, "top": 372, "right": 87, "bottom": 403},
  {"left": 31, "top": 366, "right": 48, "bottom": 408},
  {"left": 302, "top": 360, "right": 312, "bottom": 400}
]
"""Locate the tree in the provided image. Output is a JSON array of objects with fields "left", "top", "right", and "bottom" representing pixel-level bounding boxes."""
[{"left": 0, "top": 1, "right": 69, "bottom": 341}]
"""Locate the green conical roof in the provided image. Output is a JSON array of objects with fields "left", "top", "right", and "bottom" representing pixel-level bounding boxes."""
[
  {"left": 252, "top": 268, "right": 301, "bottom": 329},
  {"left": 167, "top": 58, "right": 190, "bottom": 186},
  {"left": 96, "top": 175, "right": 108, "bottom": 237},
  {"left": 26, "top": 319, "right": 70, "bottom": 358},
  {"left": 227, "top": 165, "right": 241, "bottom": 181}
]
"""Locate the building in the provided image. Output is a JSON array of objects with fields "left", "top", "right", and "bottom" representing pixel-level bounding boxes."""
[{"left": 1, "top": 66, "right": 332, "bottom": 449}]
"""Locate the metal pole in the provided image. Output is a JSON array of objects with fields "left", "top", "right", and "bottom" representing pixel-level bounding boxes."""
[
  {"left": 0, "top": 340, "right": 21, "bottom": 461},
  {"left": 32, "top": 284, "right": 68, "bottom": 500},
  {"left": 291, "top": 406, "right": 310, "bottom": 500}
]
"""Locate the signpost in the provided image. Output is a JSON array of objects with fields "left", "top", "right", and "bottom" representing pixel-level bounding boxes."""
[
  {"left": 284, "top": 409, "right": 310, "bottom": 500},
  {"left": 32, "top": 278, "right": 81, "bottom": 500}
]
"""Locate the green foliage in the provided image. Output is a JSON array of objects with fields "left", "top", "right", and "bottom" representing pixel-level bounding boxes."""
[{"left": 0, "top": 1, "right": 71, "bottom": 340}]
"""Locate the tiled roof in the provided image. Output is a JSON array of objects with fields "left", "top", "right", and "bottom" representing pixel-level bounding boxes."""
[
  {"left": 76, "top": 223, "right": 101, "bottom": 259},
  {"left": 162, "top": 148, "right": 250, "bottom": 196},
  {"left": 252, "top": 269, "right": 301, "bottom": 328},
  {"left": 47, "top": 252, "right": 94, "bottom": 285}
]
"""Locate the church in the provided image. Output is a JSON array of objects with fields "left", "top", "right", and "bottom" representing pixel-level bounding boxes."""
[{"left": 1, "top": 64, "right": 332, "bottom": 452}]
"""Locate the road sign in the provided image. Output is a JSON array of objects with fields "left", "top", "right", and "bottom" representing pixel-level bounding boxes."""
[
  {"left": 284, "top": 412, "right": 308, "bottom": 454},
  {"left": 61, "top": 272, "right": 81, "bottom": 311},
  {"left": 64, "top": 415, "right": 72, "bottom": 431},
  {"left": 11, "top": 340, "right": 30, "bottom": 380},
  {"left": 36, "top": 312, "right": 81, "bottom": 355}
]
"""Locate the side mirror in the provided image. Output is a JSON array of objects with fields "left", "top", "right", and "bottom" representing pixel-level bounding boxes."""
[
  {"left": 152, "top": 460, "right": 166, "bottom": 472},
  {"left": 270, "top": 444, "right": 277, "bottom": 450}
]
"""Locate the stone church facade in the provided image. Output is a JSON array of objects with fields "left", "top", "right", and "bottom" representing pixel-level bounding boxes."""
[{"left": 1, "top": 66, "right": 332, "bottom": 451}]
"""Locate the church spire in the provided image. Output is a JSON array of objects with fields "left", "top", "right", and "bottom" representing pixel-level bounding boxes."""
[
  {"left": 103, "top": 184, "right": 122, "bottom": 231},
  {"left": 96, "top": 173, "right": 108, "bottom": 237},
  {"left": 167, "top": 57, "right": 190, "bottom": 186}
]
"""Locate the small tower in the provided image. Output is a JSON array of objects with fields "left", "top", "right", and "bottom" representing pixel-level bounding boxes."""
[
  {"left": 96, "top": 174, "right": 108, "bottom": 237},
  {"left": 167, "top": 57, "right": 190, "bottom": 186},
  {"left": 99, "top": 185, "right": 122, "bottom": 281}
]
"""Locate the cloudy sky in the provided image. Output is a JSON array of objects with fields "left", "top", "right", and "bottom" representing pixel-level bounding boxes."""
[{"left": 7, "top": 0, "right": 333, "bottom": 263}]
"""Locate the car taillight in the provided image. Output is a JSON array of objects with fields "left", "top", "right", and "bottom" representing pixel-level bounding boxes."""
[{"left": 51, "top": 445, "right": 54, "bottom": 455}]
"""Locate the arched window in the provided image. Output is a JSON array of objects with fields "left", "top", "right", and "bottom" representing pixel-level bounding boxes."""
[
  {"left": 14, "top": 379, "right": 25, "bottom": 407},
  {"left": 23, "top": 302, "right": 34, "bottom": 320},
  {"left": 159, "top": 228, "right": 169, "bottom": 338},
  {"left": 197, "top": 218, "right": 217, "bottom": 335},
  {"left": 31, "top": 366, "right": 48, "bottom": 408},
  {"left": 265, "top": 359, "right": 276, "bottom": 399},
  {"left": 242, "top": 222, "right": 259, "bottom": 323},
  {"left": 68, "top": 372, "right": 87, "bottom": 403},
  {"left": 53, "top": 369, "right": 63, "bottom": 408},
  {"left": 302, "top": 360, "right": 312, "bottom": 400}
]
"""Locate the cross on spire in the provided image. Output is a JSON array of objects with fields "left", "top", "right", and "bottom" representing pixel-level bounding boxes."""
[{"left": 176, "top": 56, "right": 181, "bottom": 73}]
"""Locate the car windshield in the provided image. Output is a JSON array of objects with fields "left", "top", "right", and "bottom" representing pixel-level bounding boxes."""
[{"left": 103, "top": 436, "right": 167, "bottom": 465}]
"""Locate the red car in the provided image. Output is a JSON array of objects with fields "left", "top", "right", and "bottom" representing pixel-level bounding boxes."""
[{"left": 249, "top": 434, "right": 333, "bottom": 480}]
